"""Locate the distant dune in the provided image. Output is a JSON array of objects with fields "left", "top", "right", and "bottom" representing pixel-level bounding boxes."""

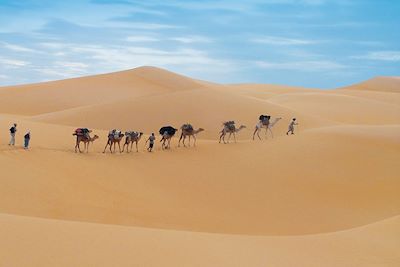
[
  {"left": 0, "top": 67, "right": 399, "bottom": 266},
  {"left": 341, "top": 76, "right": 400, "bottom": 93}
]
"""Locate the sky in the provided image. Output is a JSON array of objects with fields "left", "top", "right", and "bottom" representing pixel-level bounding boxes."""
[{"left": 0, "top": 0, "right": 399, "bottom": 88}]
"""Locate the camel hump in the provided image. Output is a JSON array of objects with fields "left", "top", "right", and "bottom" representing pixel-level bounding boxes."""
[
  {"left": 223, "top": 121, "right": 235, "bottom": 126},
  {"left": 181, "top": 124, "right": 193, "bottom": 131}
]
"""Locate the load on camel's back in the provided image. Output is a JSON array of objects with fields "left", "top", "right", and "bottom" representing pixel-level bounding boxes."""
[
  {"left": 181, "top": 123, "right": 194, "bottom": 132},
  {"left": 159, "top": 126, "right": 177, "bottom": 136},
  {"left": 259, "top": 115, "right": 271, "bottom": 125},
  {"left": 109, "top": 129, "right": 122, "bottom": 139},
  {"left": 73, "top": 128, "right": 91, "bottom": 138},
  {"left": 223, "top": 121, "right": 235, "bottom": 131}
]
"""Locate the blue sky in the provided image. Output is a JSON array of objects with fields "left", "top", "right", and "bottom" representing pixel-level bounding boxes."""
[{"left": 0, "top": 0, "right": 399, "bottom": 88}]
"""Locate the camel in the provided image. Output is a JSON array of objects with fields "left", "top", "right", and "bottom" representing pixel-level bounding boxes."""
[
  {"left": 159, "top": 126, "right": 178, "bottom": 150},
  {"left": 103, "top": 130, "right": 125, "bottom": 153},
  {"left": 178, "top": 125, "right": 204, "bottom": 147},
  {"left": 219, "top": 123, "right": 246, "bottom": 144},
  {"left": 122, "top": 131, "right": 143, "bottom": 153},
  {"left": 74, "top": 134, "right": 99, "bottom": 153},
  {"left": 253, "top": 117, "right": 282, "bottom": 140}
]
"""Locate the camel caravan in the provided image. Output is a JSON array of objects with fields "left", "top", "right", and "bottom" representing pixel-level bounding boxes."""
[{"left": 72, "top": 115, "right": 294, "bottom": 153}]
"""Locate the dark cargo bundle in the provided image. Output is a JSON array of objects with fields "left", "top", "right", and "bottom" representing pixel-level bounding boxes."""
[
  {"left": 159, "top": 126, "right": 177, "bottom": 136},
  {"left": 259, "top": 115, "right": 271, "bottom": 122}
]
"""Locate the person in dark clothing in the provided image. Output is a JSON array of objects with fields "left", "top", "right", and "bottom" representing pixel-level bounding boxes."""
[
  {"left": 9, "top": 123, "right": 17, "bottom": 146},
  {"left": 24, "top": 131, "right": 31, "bottom": 149}
]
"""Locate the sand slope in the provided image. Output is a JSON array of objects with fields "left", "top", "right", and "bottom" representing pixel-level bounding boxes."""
[
  {"left": 0, "top": 68, "right": 399, "bottom": 266},
  {"left": 1, "top": 213, "right": 399, "bottom": 267},
  {"left": 342, "top": 76, "right": 400, "bottom": 93}
]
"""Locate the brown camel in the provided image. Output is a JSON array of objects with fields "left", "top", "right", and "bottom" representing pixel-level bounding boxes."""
[
  {"left": 73, "top": 134, "right": 99, "bottom": 153},
  {"left": 219, "top": 123, "right": 246, "bottom": 144},
  {"left": 103, "top": 130, "right": 125, "bottom": 153},
  {"left": 178, "top": 125, "right": 204, "bottom": 147},
  {"left": 122, "top": 131, "right": 143, "bottom": 153}
]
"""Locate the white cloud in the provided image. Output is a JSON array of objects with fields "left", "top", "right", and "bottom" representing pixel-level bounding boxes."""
[
  {"left": 1, "top": 42, "right": 37, "bottom": 53},
  {"left": 352, "top": 51, "right": 400, "bottom": 62},
  {"left": 170, "top": 35, "right": 213, "bottom": 44},
  {"left": 71, "top": 45, "right": 231, "bottom": 68},
  {"left": 251, "top": 36, "right": 319, "bottom": 45},
  {"left": 55, "top": 61, "right": 89, "bottom": 69},
  {"left": 0, "top": 57, "right": 30, "bottom": 68},
  {"left": 126, "top": 36, "right": 160, "bottom": 42},
  {"left": 107, "top": 21, "right": 181, "bottom": 30},
  {"left": 255, "top": 60, "right": 346, "bottom": 71}
]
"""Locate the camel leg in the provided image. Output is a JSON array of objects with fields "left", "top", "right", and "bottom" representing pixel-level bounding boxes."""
[
  {"left": 178, "top": 133, "right": 183, "bottom": 147},
  {"left": 257, "top": 129, "right": 261, "bottom": 140},
  {"left": 168, "top": 138, "right": 171, "bottom": 149},
  {"left": 193, "top": 135, "right": 197, "bottom": 146},
  {"left": 268, "top": 127, "right": 274, "bottom": 138},
  {"left": 135, "top": 141, "right": 139, "bottom": 152},
  {"left": 253, "top": 127, "right": 261, "bottom": 140},
  {"left": 234, "top": 132, "right": 237, "bottom": 143},
  {"left": 103, "top": 140, "right": 110, "bottom": 153},
  {"left": 188, "top": 135, "right": 191, "bottom": 147},
  {"left": 219, "top": 131, "right": 225, "bottom": 143},
  {"left": 75, "top": 137, "right": 81, "bottom": 153},
  {"left": 227, "top": 132, "right": 232, "bottom": 143},
  {"left": 86, "top": 142, "right": 90, "bottom": 153},
  {"left": 118, "top": 142, "right": 122, "bottom": 153},
  {"left": 77, "top": 140, "right": 83, "bottom": 153}
]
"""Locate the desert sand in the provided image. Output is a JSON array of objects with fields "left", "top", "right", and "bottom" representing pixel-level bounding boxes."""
[{"left": 0, "top": 66, "right": 399, "bottom": 266}]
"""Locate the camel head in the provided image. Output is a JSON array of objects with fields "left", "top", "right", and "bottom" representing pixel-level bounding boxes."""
[
  {"left": 238, "top": 125, "right": 246, "bottom": 130},
  {"left": 197, "top": 128, "right": 205, "bottom": 132},
  {"left": 92, "top": 135, "right": 99, "bottom": 141}
]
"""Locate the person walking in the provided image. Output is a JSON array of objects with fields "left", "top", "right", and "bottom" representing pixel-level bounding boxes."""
[
  {"left": 24, "top": 131, "right": 31, "bottom": 149},
  {"left": 286, "top": 118, "right": 298, "bottom": 135},
  {"left": 9, "top": 123, "right": 17, "bottom": 145},
  {"left": 145, "top": 133, "right": 156, "bottom": 152}
]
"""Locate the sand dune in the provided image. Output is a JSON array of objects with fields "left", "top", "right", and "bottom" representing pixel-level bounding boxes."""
[
  {"left": 0, "top": 67, "right": 399, "bottom": 266},
  {"left": 0, "top": 66, "right": 204, "bottom": 115},
  {"left": 1, "top": 213, "right": 399, "bottom": 267},
  {"left": 342, "top": 76, "right": 400, "bottom": 93}
]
